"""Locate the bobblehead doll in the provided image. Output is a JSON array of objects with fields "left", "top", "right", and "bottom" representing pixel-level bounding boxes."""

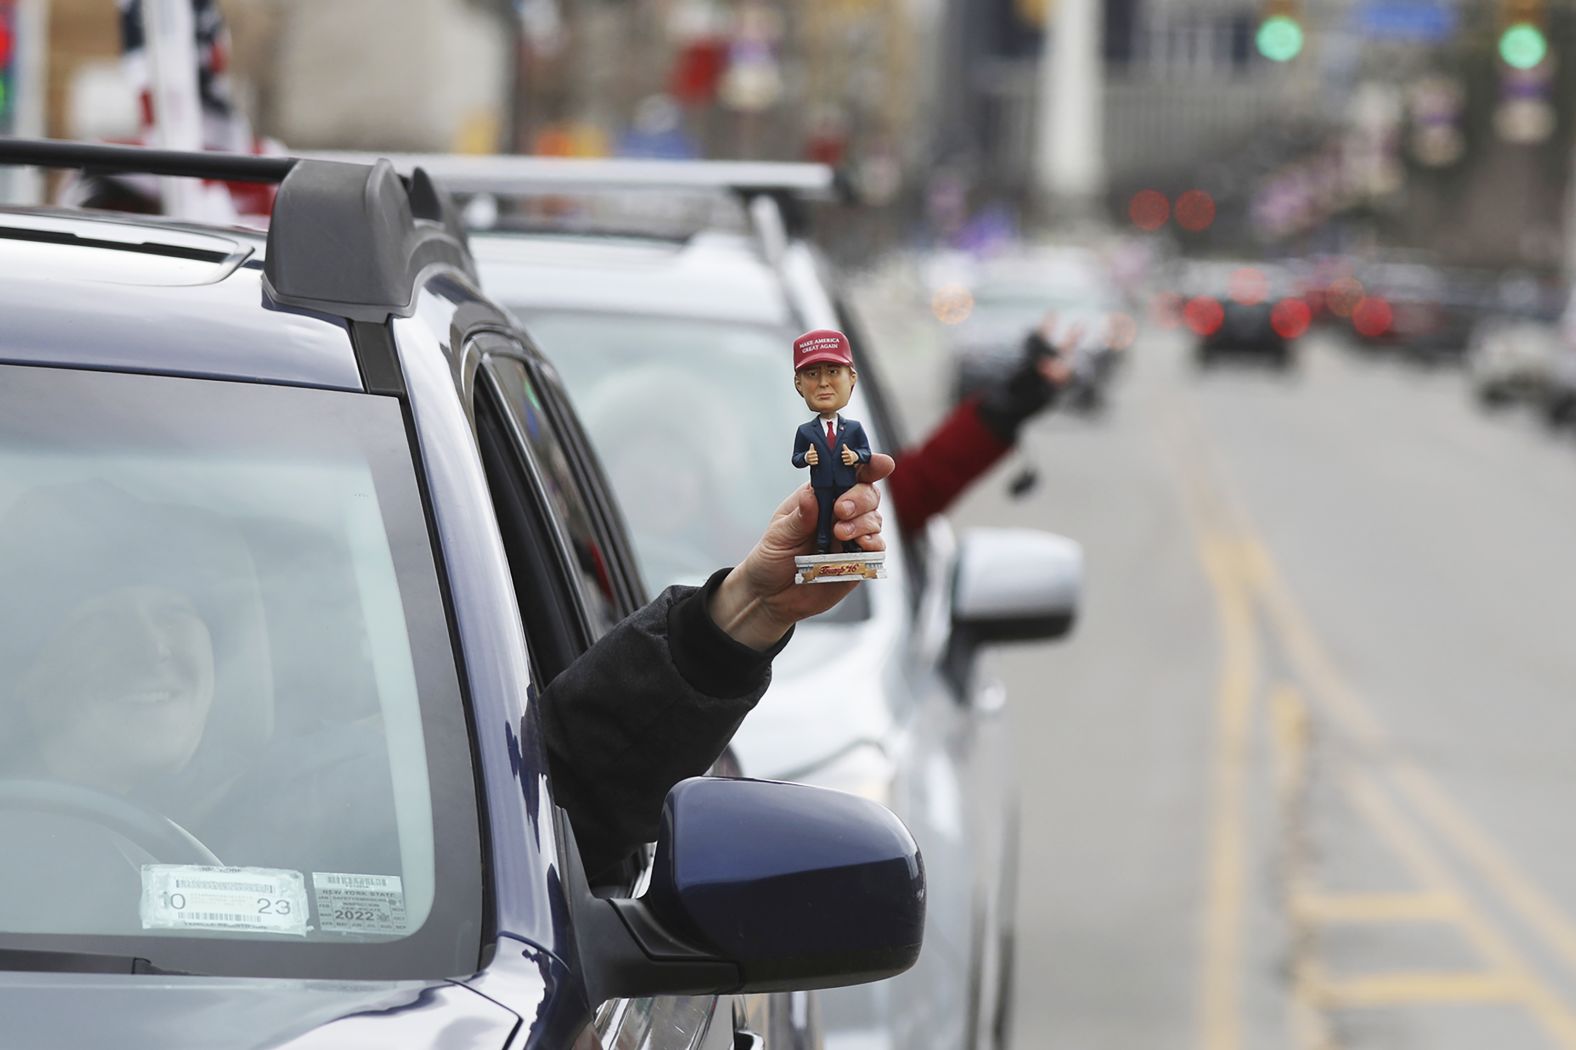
[{"left": 790, "top": 329, "right": 885, "bottom": 583}]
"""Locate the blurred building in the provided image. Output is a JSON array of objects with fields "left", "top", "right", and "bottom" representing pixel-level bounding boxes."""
[{"left": 936, "top": 0, "right": 1318, "bottom": 207}]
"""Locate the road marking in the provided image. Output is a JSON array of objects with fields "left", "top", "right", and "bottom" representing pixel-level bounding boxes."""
[
  {"left": 1341, "top": 772, "right": 1576, "bottom": 1046},
  {"left": 1162, "top": 394, "right": 1576, "bottom": 1046},
  {"left": 1240, "top": 535, "right": 1576, "bottom": 990},
  {"left": 1295, "top": 892, "right": 1463, "bottom": 923},
  {"left": 1316, "top": 972, "right": 1525, "bottom": 1007},
  {"left": 1166, "top": 413, "right": 1260, "bottom": 1050},
  {"left": 1269, "top": 683, "right": 1335, "bottom": 1050},
  {"left": 1195, "top": 537, "right": 1259, "bottom": 1050}
]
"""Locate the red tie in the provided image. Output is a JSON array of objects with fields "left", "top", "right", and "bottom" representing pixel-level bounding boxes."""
[{"left": 826, "top": 421, "right": 837, "bottom": 463}]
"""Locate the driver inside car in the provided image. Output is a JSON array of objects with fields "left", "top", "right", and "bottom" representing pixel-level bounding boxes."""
[
  {"left": 4, "top": 584, "right": 216, "bottom": 794},
  {"left": 0, "top": 482, "right": 271, "bottom": 930}
]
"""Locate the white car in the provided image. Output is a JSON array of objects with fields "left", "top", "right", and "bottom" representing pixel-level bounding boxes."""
[{"left": 413, "top": 159, "right": 1082, "bottom": 1050}]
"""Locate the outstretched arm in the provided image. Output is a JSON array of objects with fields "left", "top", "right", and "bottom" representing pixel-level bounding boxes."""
[{"left": 540, "top": 453, "right": 896, "bottom": 878}]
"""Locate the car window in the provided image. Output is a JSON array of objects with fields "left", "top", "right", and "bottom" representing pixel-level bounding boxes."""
[
  {"left": 0, "top": 364, "right": 482, "bottom": 979},
  {"left": 479, "top": 346, "right": 625, "bottom": 639},
  {"left": 518, "top": 309, "right": 871, "bottom": 622}
]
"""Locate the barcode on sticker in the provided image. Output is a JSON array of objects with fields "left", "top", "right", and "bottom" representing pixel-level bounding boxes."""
[{"left": 140, "top": 865, "right": 309, "bottom": 937}]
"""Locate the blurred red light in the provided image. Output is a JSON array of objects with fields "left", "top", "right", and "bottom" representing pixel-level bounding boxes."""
[
  {"left": 1352, "top": 296, "right": 1393, "bottom": 338},
  {"left": 1184, "top": 296, "right": 1225, "bottom": 337},
  {"left": 1175, "top": 190, "right": 1216, "bottom": 232},
  {"left": 0, "top": 21, "right": 11, "bottom": 68},
  {"left": 1271, "top": 298, "right": 1312, "bottom": 339},
  {"left": 1129, "top": 189, "right": 1170, "bottom": 231}
]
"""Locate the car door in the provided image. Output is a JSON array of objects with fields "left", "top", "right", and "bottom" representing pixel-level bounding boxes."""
[{"left": 467, "top": 331, "right": 736, "bottom": 1050}]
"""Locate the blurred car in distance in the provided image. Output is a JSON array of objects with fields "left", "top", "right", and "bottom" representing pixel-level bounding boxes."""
[
  {"left": 1172, "top": 259, "right": 1308, "bottom": 370},
  {"left": 932, "top": 246, "right": 1133, "bottom": 414},
  {"left": 1465, "top": 275, "right": 1567, "bottom": 413},
  {"left": 1467, "top": 314, "right": 1562, "bottom": 411}
]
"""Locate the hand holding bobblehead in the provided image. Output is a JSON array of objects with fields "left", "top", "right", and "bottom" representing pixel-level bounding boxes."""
[{"left": 789, "top": 329, "right": 887, "bottom": 584}]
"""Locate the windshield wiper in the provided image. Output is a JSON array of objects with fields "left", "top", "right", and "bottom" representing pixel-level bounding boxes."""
[{"left": 0, "top": 947, "right": 197, "bottom": 976}]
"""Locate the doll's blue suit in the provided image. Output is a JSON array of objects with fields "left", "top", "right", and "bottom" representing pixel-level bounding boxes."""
[{"left": 792, "top": 415, "right": 872, "bottom": 553}]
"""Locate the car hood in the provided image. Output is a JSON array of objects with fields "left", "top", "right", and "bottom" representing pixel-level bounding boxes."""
[
  {"left": 730, "top": 617, "right": 903, "bottom": 781},
  {"left": 0, "top": 971, "right": 522, "bottom": 1050}
]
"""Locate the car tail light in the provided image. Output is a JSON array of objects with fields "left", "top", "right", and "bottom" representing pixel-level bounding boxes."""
[
  {"left": 1184, "top": 296, "right": 1225, "bottom": 337},
  {"left": 1352, "top": 296, "right": 1393, "bottom": 338},
  {"left": 1270, "top": 298, "right": 1312, "bottom": 339}
]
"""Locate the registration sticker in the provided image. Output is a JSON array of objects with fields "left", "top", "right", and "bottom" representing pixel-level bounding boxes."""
[
  {"left": 140, "top": 865, "right": 309, "bottom": 936},
  {"left": 312, "top": 872, "right": 408, "bottom": 935}
]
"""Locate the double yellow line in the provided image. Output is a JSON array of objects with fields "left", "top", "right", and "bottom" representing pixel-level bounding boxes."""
[{"left": 1166, "top": 405, "right": 1576, "bottom": 1050}]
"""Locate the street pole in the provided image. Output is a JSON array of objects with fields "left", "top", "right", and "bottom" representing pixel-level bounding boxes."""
[{"left": 1034, "top": 0, "right": 1105, "bottom": 227}]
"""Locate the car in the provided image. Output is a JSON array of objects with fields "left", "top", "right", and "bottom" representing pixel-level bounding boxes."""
[
  {"left": 931, "top": 245, "right": 1131, "bottom": 414},
  {"left": 1467, "top": 315, "right": 1562, "bottom": 410},
  {"left": 1343, "top": 258, "right": 1490, "bottom": 364},
  {"left": 1465, "top": 278, "right": 1566, "bottom": 413},
  {"left": 1172, "top": 258, "right": 1308, "bottom": 370},
  {"left": 370, "top": 156, "right": 1085, "bottom": 1050},
  {"left": 0, "top": 140, "right": 929, "bottom": 1049}
]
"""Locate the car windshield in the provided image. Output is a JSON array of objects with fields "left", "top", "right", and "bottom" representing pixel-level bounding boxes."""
[
  {"left": 518, "top": 310, "right": 867, "bottom": 606},
  {"left": 0, "top": 365, "right": 481, "bottom": 979}
]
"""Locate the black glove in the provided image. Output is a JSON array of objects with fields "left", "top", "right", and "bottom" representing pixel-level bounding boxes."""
[{"left": 977, "top": 329, "right": 1065, "bottom": 442}]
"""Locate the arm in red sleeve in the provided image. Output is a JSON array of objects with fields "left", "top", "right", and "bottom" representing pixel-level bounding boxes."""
[{"left": 888, "top": 396, "right": 1014, "bottom": 533}]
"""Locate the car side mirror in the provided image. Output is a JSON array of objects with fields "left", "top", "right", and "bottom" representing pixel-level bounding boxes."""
[
  {"left": 950, "top": 527, "right": 1082, "bottom": 662},
  {"left": 569, "top": 777, "right": 925, "bottom": 1006}
]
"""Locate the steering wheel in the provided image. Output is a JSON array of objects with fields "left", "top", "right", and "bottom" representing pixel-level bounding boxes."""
[{"left": 0, "top": 779, "right": 223, "bottom": 866}]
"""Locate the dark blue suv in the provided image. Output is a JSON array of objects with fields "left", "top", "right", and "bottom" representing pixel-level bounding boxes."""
[{"left": 0, "top": 142, "right": 923, "bottom": 1049}]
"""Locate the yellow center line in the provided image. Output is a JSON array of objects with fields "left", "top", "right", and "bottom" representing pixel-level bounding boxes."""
[
  {"left": 1197, "top": 536, "right": 1259, "bottom": 1050},
  {"left": 1162, "top": 408, "right": 1259, "bottom": 1050}
]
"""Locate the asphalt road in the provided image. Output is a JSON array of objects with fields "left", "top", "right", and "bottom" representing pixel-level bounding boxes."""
[{"left": 855, "top": 268, "right": 1576, "bottom": 1050}]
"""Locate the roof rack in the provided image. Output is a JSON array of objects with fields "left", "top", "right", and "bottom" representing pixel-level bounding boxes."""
[
  {"left": 298, "top": 152, "right": 849, "bottom": 203},
  {"left": 301, "top": 151, "right": 851, "bottom": 260},
  {"left": 0, "top": 137, "right": 297, "bottom": 182},
  {"left": 0, "top": 137, "right": 474, "bottom": 322}
]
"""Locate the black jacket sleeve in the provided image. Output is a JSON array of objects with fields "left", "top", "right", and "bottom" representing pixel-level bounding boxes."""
[{"left": 539, "top": 567, "right": 793, "bottom": 880}]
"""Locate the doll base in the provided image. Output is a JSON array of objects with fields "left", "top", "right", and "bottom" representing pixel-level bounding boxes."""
[{"left": 794, "top": 550, "right": 887, "bottom": 585}]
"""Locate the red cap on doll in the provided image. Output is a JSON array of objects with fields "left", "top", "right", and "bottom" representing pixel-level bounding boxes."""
[{"left": 792, "top": 329, "right": 854, "bottom": 369}]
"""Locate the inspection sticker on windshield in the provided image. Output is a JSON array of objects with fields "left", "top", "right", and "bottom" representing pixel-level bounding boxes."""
[
  {"left": 140, "top": 865, "right": 309, "bottom": 936},
  {"left": 313, "top": 872, "right": 407, "bottom": 935}
]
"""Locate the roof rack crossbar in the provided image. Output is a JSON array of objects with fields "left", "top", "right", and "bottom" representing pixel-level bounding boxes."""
[
  {"left": 299, "top": 152, "right": 848, "bottom": 203},
  {"left": 0, "top": 137, "right": 297, "bottom": 183}
]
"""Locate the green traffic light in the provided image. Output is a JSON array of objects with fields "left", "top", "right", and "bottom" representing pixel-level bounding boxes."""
[
  {"left": 1257, "top": 15, "right": 1305, "bottom": 62},
  {"left": 1499, "top": 22, "right": 1548, "bottom": 70}
]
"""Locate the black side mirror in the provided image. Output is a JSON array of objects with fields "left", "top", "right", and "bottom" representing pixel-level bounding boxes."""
[{"left": 569, "top": 777, "right": 925, "bottom": 1005}]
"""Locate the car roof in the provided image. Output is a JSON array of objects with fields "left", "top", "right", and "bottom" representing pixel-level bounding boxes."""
[
  {"left": 0, "top": 207, "right": 364, "bottom": 389},
  {"left": 470, "top": 229, "right": 794, "bottom": 328}
]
